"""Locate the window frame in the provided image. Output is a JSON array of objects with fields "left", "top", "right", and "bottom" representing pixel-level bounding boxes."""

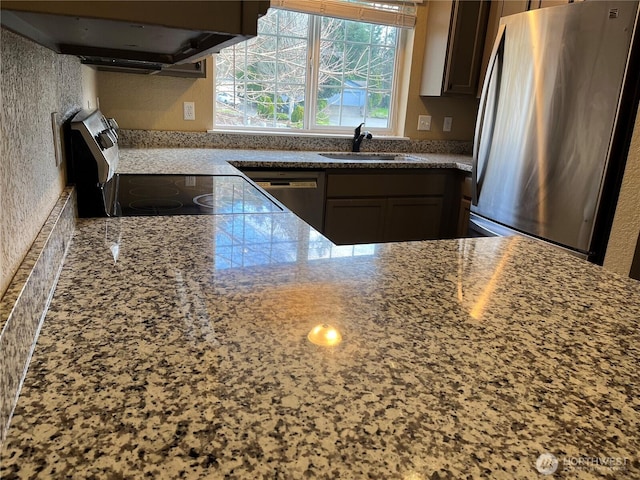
[{"left": 212, "top": 10, "right": 409, "bottom": 137}]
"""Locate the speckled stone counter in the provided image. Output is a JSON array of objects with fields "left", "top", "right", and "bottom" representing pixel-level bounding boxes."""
[
  {"left": 118, "top": 130, "right": 473, "bottom": 156},
  {"left": 116, "top": 148, "right": 473, "bottom": 174},
  {"left": 0, "top": 188, "right": 75, "bottom": 444},
  {"left": 1, "top": 210, "right": 639, "bottom": 478}
]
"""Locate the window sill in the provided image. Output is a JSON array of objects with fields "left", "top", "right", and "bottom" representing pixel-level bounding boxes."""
[{"left": 206, "top": 128, "right": 410, "bottom": 141}]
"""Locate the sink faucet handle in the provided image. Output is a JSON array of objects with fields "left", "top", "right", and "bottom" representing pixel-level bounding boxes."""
[{"left": 352, "top": 123, "right": 372, "bottom": 152}]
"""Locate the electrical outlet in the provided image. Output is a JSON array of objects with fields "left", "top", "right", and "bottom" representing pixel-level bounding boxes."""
[
  {"left": 417, "top": 115, "right": 432, "bottom": 131},
  {"left": 443, "top": 116, "right": 453, "bottom": 132},
  {"left": 183, "top": 102, "right": 196, "bottom": 121}
]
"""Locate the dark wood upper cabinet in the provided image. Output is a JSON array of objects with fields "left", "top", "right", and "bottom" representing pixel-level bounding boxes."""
[
  {"left": 420, "top": 0, "right": 490, "bottom": 96},
  {"left": 443, "top": 1, "right": 490, "bottom": 95}
]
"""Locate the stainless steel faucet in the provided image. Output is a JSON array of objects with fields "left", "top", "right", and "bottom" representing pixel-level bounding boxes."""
[{"left": 352, "top": 123, "right": 372, "bottom": 152}]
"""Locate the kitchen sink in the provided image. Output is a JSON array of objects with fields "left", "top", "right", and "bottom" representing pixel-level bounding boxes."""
[{"left": 320, "top": 153, "right": 403, "bottom": 161}]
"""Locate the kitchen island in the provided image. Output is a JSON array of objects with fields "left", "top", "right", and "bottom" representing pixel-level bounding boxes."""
[{"left": 1, "top": 150, "right": 639, "bottom": 479}]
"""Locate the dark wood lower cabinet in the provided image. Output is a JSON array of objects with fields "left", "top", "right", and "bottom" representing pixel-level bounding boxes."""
[
  {"left": 241, "top": 167, "right": 469, "bottom": 245},
  {"left": 457, "top": 175, "right": 472, "bottom": 237},
  {"left": 385, "top": 197, "right": 443, "bottom": 242},
  {"left": 323, "top": 169, "right": 458, "bottom": 245},
  {"left": 457, "top": 198, "right": 472, "bottom": 237},
  {"left": 324, "top": 198, "right": 387, "bottom": 244},
  {"left": 324, "top": 196, "right": 445, "bottom": 244}
]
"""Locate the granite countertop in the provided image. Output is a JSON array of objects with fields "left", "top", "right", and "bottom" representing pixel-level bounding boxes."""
[
  {"left": 1, "top": 149, "right": 639, "bottom": 478},
  {"left": 115, "top": 148, "right": 473, "bottom": 174}
]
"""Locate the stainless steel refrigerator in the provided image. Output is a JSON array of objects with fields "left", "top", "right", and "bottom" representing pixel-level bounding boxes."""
[{"left": 471, "top": 0, "right": 640, "bottom": 262}]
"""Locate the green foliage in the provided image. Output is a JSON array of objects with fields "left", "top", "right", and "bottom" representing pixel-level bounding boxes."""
[
  {"left": 369, "top": 107, "right": 389, "bottom": 119},
  {"left": 216, "top": 106, "right": 237, "bottom": 115},
  {"left": 256, "top": 94, "right": 275, "bottom": 117},
  {"left": 368, "top": 92, "right": 383, "bottom": 109},
  {"left": 315, "top": 98, "right": 330, "bottom": 125},
  {"left": 291, "top": 104, "right": 304, "bottom": 123}
]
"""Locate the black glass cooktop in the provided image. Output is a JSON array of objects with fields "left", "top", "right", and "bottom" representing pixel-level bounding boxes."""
[{"left": 115, "top": 174, "right": 283, "bottom": 216}]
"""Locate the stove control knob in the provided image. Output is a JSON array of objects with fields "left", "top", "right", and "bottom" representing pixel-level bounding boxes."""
[
  {"left": 108, "top": 118, "right": 119, "bottom": 132},
  {"left": 97, "top": 130, "right": 115, "bottom": 149}
]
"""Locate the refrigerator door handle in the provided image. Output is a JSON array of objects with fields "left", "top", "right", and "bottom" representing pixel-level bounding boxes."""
[{"left": 472, "top": 23, "right": 505, "bottom": 206}]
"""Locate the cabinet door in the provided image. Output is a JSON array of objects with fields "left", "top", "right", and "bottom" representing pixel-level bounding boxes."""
[
  {"left": 324, "top": 198, "right": 386, "bottom": 245},
  {"left": 444, "top": 0, "right": 490, "bottom": 95},
  {"left": 385, "top": 197, "right": 444, "bottom": 242},
  {"left": 327, "top": 172, "right": 446, "bottom": 197},
  {"left": 456, "top": 174, "right": 472, "bottom": 237},
  {"left": 421, "top": 0, "right": 490, "bottom": 96},
  {"left": 529, "top": 0, "right": 573, "bottom": 10}
]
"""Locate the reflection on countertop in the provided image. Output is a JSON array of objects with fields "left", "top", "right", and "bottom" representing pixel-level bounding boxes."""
[
  {"left": 1, "top": 211, "right": 639, "bottom": 478},
  {"left": 116, "top": 174, "right": 283, "bottom": 217}
]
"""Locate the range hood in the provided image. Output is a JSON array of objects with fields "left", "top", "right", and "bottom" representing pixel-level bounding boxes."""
[{"left": 1, "top": 1, "right": 269, "bottom": 73}]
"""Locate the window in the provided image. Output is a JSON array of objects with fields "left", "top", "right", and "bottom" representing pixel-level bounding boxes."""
[{"left": 214, "top": 8, "right": 405, "bottom": 134}]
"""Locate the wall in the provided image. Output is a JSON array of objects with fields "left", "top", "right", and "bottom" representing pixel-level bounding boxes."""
[
  {"left": 96, "top": 60, "right": 214, "bottom": 132},
  {"left": 0, "top": 28, "right": 95, "bottom": 297},
  {"left": 403, "top": 2, "right": 481, "bottom": 141},
  {"left": 604, "top": 109, "right": 640, "bottom": 276},
  {"left": 81, "top": 66, "right": 98, "bottom": 111}
]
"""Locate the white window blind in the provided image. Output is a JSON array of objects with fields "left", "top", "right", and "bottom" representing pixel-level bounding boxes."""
[{"left": 270, "top": 0, "right": 421, "bottom": 28}]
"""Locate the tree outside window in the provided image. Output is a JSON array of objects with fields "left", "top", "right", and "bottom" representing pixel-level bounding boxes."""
[{"left": 215, "top": 8, "right": 399, "bottom": 132}]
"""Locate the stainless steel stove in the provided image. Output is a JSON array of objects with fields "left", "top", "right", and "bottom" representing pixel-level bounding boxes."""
[
  {"left": 68, "top": 109, "right": 281, "bottom": 217},
  {"left": 69, "top": 109, "right": 120, "bottom": 217}
]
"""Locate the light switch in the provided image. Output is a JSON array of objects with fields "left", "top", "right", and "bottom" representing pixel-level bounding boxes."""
[{"left": 443, "top": 116, "right": 453, "bottom": 132}]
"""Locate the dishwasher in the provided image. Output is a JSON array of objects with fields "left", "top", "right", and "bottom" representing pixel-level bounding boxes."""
[{"left": 243, "top": 170, "right": 325, "bottom": 232}]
